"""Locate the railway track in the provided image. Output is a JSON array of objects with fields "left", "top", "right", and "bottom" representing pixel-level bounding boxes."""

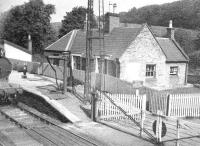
[{"left": 0, "top": 105, "right": 103, "bottom": 146}]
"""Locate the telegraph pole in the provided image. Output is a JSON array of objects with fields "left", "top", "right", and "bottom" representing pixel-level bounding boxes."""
[
  {"left": 109, "top": 1, "right": 112, "bottom": 12},
  {"left": 113, "top": 3, "right": 117, "bottom": 13},
  {"left": 84, "top": 0, "right": 94, "bottom": 101}
]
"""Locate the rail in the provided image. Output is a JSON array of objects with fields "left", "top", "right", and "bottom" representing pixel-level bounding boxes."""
[{"left": 0, "top": 104, "right": 103, "bottom": 146}]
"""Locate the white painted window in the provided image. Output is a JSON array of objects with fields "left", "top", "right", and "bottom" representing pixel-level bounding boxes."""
[
  {"left": 170, "top": 66, "right": 178, "bottom": 75},
  {"left": 146, "top": 64, "right": 156, "bottom": 77}
]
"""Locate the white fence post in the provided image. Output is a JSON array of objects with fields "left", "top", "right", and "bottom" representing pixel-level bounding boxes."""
[
  {"left": 136, "top": 89, "right": 139, "bottom": 97},
  {"left": 156, "top": 110, "right": 163, "bottom": 143},
  {"left": 167, "top": 94, "right": 172, "bottom": 116},
  {"left": 140, "top": 109, "right": 145, "bottom": 137},
  {"left": 176, "top": 119, "right": 180, "bottom": 146}
]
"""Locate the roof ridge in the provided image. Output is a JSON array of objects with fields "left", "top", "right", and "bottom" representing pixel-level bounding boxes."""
[
  {"left": 65, "top": 30, "right": 78, "bottom": 51},
  {"left": 171, "top": 39, "right": 189, "bottom": 61},
  {"left": 45, "top": 30, "right": 73, "bottom": 51},
  {"left": 145, "top": 24, "right": 168, "bottom": 60},
  {"left": 156, "top": 37, "right": 169, "bottom": 39}
]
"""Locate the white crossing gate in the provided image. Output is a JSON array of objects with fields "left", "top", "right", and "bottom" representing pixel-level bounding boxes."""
[{"left": 97, "top": 91, "right": 146, "bottom": 121}]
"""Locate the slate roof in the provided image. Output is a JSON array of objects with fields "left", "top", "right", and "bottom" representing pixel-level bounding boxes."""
[
  {"left": 104, "top": 26, "right": 142, "bottom": 59},
  {"left": 45, "top": 26, "right": 142, "bottom": 59},
  {"left": 156, "top": 38, "right": 188, "bottom": 62},
  {"left": 45, "top": 31, "right": 72, "bottom": 52},
  {"left": 45, "top": 24, "right": 189, "bottom": 62}
]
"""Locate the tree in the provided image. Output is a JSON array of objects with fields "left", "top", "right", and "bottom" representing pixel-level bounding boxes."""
[
  {"left": 0, "top": 12, "right": 9, "bottom": 39},
  {"left": 59, "top": 6, "right": 97, "bottom": 38},
  {"left": 175, "top": 28, "right": 195, "bottom": 54},
  {"left": 1, "top": 0, "right": 56, "bottom": 55},
  {"left": 121, "top": 0, "right": 200, "bottom": 29}
]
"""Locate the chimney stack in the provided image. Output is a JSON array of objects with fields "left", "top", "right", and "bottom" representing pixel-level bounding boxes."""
[
  {"left": 104, "top": 12, "right": 120, "bottom": 33},
  {"left": 167, "top": 20, "right": 175, "bottom": 40},
  {"left": 28, "top": 34, "right": 32, "bottom": 54}
]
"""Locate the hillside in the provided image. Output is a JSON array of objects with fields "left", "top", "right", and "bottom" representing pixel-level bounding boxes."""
[
  {"left": 51, "top": 0, "right": 200, "bottom": 68},
  {"left": 119, "top": 0, "right": 200, "bottom": 69},
  {"left": 120, "top": 0, "right": 200, "bottom": 30},
  {"left": 51, "top": 21, "right": 199, "bottom": 55}
]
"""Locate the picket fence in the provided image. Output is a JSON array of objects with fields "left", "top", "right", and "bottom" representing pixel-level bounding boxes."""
[
  {"left": 149, "top": 92, "right": 200, "bottom": 118},
  {"left": 97, "top": 91, "right": 146, "bottom": 121},
  {"left": 168, "top": 93, "right": 200, "bottom": 117}
]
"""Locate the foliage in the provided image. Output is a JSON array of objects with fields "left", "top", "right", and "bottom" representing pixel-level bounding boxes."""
[
  {"left": 120, "top": 0, "right": 200, "bottom": 67},
  {"left": 0, "top": 12, "right": 8, "bottom": 39},
  {"left": 189, "top": 52, "right": 200, "bottom": 68},
  {"left": 120, "top": 0, "right": 200, "bottom": 29},
  {"left": 59, "top": 6, "right": 97, "bottom": 38},
  {"left": 174, "top": 28, "right": 197, "bottom": 54},
  {"left": 1, "top": 0, "right": 56, "bottom": 54}
]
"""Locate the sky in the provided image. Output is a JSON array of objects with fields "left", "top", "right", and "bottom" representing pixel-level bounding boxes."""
[{"left": 0, "top": 0, "right": 179, "bottom": 22}]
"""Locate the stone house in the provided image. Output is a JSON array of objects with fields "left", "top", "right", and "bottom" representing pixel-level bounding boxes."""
[{"left": 45, "top": 13, "right": 189, "bottom": 89}]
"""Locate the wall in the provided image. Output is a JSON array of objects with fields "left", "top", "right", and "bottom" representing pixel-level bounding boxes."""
[
  {"left": 165, "top": 63, "right": 186, "bottom": 88},
  {"left": 120, "top": 25, "right": 167, "bottom": 88},
  {"left": 4, "top": 43, "right": 32, "bottom": 62},
  {"left": 9, "top": 58, "right": 40, "bottom": 74},
  {"left": 104, "top": 13, "right": 120, "bottom": 33},
  {"left": 119, "top": 25, "right": 187, "bottom": 89}
]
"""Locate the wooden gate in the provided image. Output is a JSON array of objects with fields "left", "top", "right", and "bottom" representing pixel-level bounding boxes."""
[{"left": 96, "top": 91, "right": 146, "bottom": 121}]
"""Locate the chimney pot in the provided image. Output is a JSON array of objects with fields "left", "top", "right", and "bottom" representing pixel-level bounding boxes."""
[
  {"left": 167, "top": 20, "right": 175, "bottom": 40},
  {"left": 28, "top": 34, "right": 31, "bottom": 40},
  {"left": 169, "top": 20, "right": 173, "bottom": 28}
]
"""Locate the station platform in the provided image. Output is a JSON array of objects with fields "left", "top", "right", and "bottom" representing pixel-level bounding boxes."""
[{"left": 8, "top": 71, "right": 154, "bottom": 146}]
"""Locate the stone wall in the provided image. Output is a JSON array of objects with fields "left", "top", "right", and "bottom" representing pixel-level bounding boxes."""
[
  {"left": 119, "top": 25, "right": 187, "bottom": 89},
  {"left": 165, "top": 63, "right": 186, "bottom": 88}
]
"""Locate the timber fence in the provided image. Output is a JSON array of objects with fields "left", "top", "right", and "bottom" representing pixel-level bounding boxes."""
[
  {"left": 18, "top": 62, "right": 200, "bottom": 118},
  {"left": 97, "top": 90, "right": 146, "bottom": 121},
  {"left": 95, "top": 90, "right": 200, "bottom": 145},
  {"left": 149, "top": 92, "right": 200, "bottom": 118},
  {"left": 167, "top": 93, "right": 200, "bottom": 117},
  {"left": 9, "top": 58, "right": 40, "bottom": 74},
  {"left": 38, "top": 63, "right": 143, "bottom": 94}
]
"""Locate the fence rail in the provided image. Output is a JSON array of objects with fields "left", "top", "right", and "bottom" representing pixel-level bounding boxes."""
[
  {"left": 168, "top": 94, "right": 200, "bottom": 117},
  {"left": 31, "top": 63, "right": 200, "bottom": 119},
  {"left": 39, "top": 63, "right": 142, "bottom": 94},
  {"left": 97, "top": 91, "right": 146, "bottom": 121}
]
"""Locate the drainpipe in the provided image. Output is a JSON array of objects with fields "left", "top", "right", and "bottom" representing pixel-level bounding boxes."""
[{"left": 185, "top": 63, "right": 188, "bottom": 85}]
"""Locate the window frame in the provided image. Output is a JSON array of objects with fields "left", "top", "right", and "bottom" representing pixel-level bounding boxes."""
[
  {"left": 146, "top": 64, "right": 156, "bottom": 78},
  {"left": 170, "top": 66, "right": 178, "bottom": 75},
  {"left": 52, "top": 54, "right": 60, "bottom": 66}
]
